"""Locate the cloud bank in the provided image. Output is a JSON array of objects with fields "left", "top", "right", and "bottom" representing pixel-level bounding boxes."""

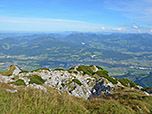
[
  {"left": 0, "top": 16, "right": 151, "bottom": 33},
  {"left": 0, "top": 16, "right": 104, "bottom": 32}
]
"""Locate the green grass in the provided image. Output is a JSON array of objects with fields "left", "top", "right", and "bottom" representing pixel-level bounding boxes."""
[
  {"left": 0, "top": 83, "right": 152, "bottom": 114},
  {"left": 0, "top": 84, "right": 89, "bottom": 114}
]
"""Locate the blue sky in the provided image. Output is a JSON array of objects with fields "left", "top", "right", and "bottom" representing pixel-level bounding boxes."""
[{"left": 0, "top": 0, "right": 152, "bottom": 33}]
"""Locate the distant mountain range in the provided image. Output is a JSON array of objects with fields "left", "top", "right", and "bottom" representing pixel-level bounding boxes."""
[{"left": 0, "top": 33, "right": 152, "bottom": 87}]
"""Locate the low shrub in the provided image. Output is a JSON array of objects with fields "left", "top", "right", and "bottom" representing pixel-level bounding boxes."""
[
  {"left": 107, "top": 77, "right": 118, "bottom": 84},
  {"left": 12, "top": 75, "right": 19, "bottom": 80},
  {"left": 89, "top": 65, "right": 94, "bottom": 67},
  {"left": 77, "top": 65, "right": 93, "bottom": 75},
  {"left": 73, "top": 71, "right": 78, "bottom": 74},
  {"left": 142, "top": 87, "right": 152, "bottom": 91},
  {"left": 61, "top": 83, "right": 65, "bottom": 87},
  {"left": 72, "top": 79, "right": 82, "bottom": 86},
  {"left": 96, "top": 65, "right": 103, "bottom": 70},
  {"left": 69, "top": 66, "right": 75, "bottom": 70},
  {"left": 14, "top": 79, "right": 26, "bottom": 86},
  {"left": 20, "top": 70, "right": 29, "bottom": 73},
  {"left": 54, "top": 68, "right": 66, "bottom": 71},
  {"left": 68, "top": 70, "right": 72, "bottom": 73},
  {"left": 96, "top": 71, "right": 118, "bottom": 84},
  {"left": 95, "top": 70, "right": 109, "bottom": 77},
  {"left": 29, "top": 75, "right": 46, "bottom": 85},
  {"left": 119, "top": 78, "right": 137, "bottom": 87}
]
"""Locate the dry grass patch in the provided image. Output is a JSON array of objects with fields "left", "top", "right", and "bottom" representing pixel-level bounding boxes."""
[{"left": 0, "top": 65, "right": 16, "bottom": 76}]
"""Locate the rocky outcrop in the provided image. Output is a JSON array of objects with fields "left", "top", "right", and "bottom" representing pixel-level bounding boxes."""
[{"left": 0, "top": 65, "right": 143, "bottom": 99}]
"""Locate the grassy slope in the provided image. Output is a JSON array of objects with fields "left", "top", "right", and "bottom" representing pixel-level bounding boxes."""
[
  {"left": 0, "top": 65, "right": 16, "bottom": 76},
  {"left": 0, "top": 83, "right": 152, "bottom": 114}
]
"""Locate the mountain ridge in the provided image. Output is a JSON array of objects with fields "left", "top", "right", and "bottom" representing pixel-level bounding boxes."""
[
  {"left": 0, "top": 65, "right": 152, "bottom": 114},
  {"left": 0, "top": 65, "right": 151, "bottom": 98}
]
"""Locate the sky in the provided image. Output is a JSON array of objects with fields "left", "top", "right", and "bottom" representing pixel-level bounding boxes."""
[{"left": 0, "top": 0, "right": 152, "bottom": 33}]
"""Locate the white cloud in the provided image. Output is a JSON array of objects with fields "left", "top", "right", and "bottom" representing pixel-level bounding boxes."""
[
  {"left": 112, "top": 28, "right": 123, "bottom": 31},
  {"left": 132, "top": 25, "right": 138, "bottom": 29},
  {"left": 150, "top": 29, "right": 152, "bottom": 33},
  {"left": 101, "top": 27, "right": 105, "bottom": 30}
]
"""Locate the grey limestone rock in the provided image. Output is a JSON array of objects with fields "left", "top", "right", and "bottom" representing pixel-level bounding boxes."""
[{"left": 0, "top": 65, "right": 123, "bottom": 99}]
